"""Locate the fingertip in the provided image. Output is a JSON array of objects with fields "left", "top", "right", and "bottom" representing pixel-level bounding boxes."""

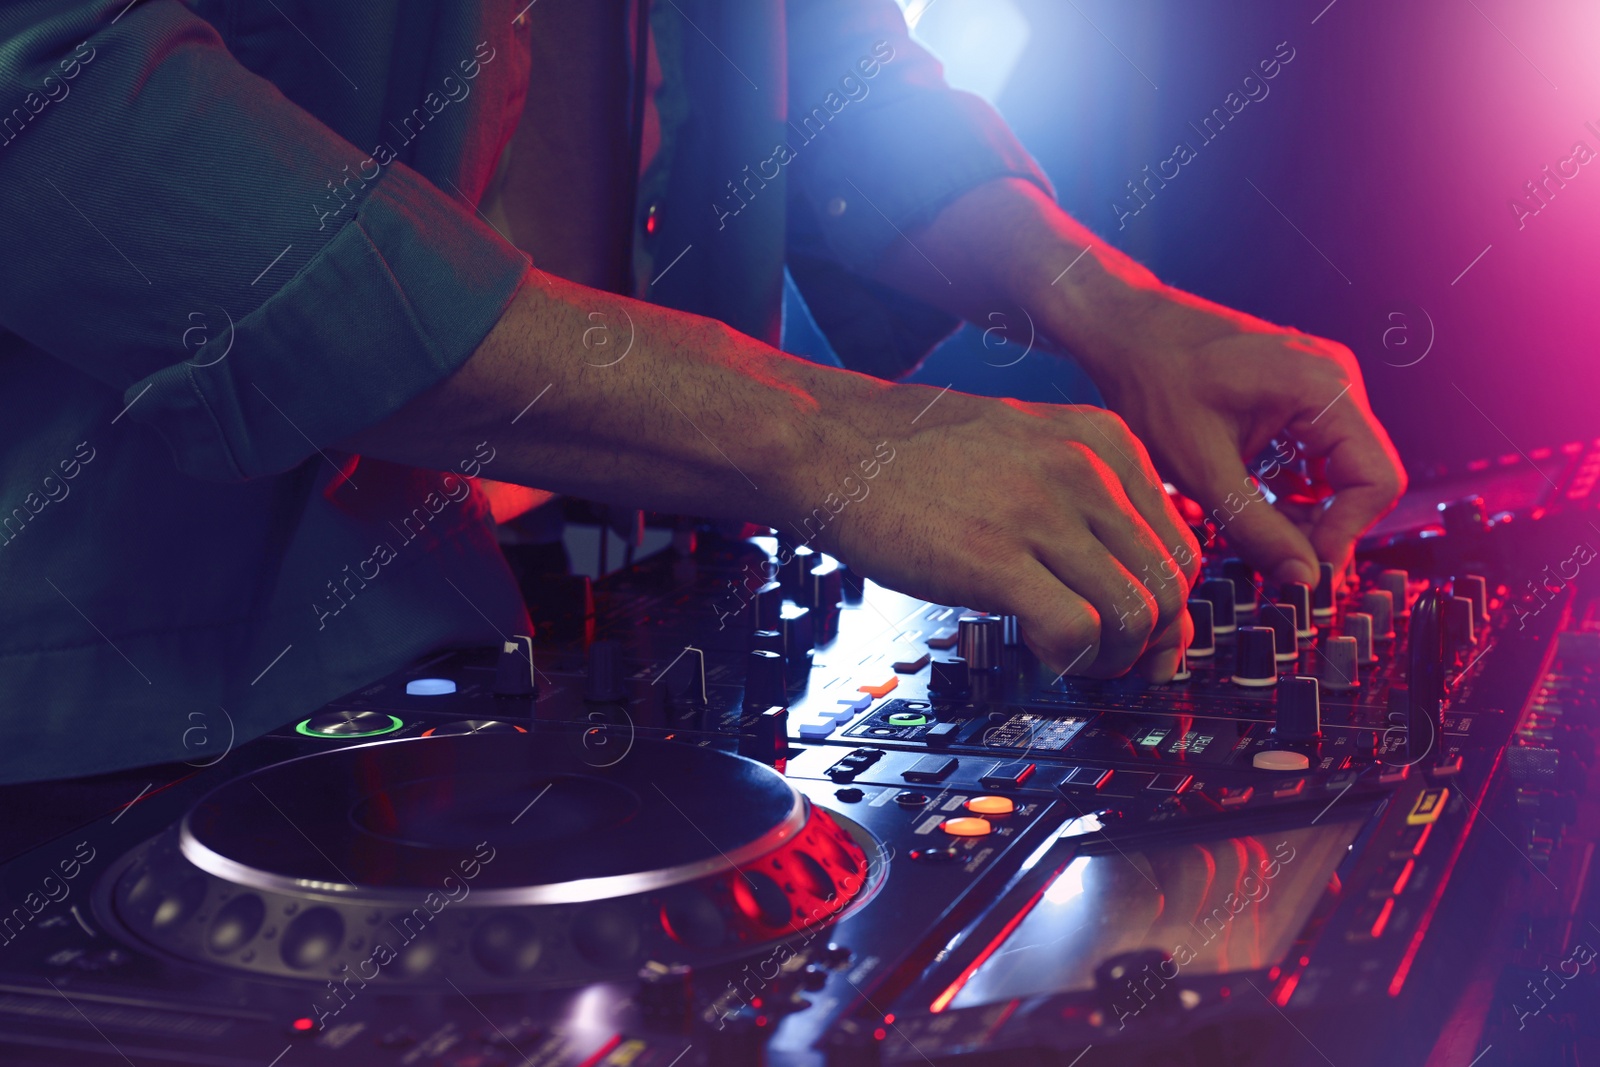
[{"left": 1272, "top": 558, "right": 1317, "bottom": 587}]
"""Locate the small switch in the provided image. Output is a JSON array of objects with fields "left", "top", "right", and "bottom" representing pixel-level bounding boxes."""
[
  {"left": 925, "top": 628, "right": 959, "bottom": 650},
  {"left": 980, "top": 762, "right": 1036, "bottom": 789},
  {"left": 925, "top": 722, "right": 960, "bottom": 746},
  {"left": 1061, "top": 766, "right": 1113, "bottom": 790},
  {"left": 1145, "top": 773, "right": 1193, "bottom": 794},
  {"left": 903, "top": 755, "right": 959, "bottom": 783},
  {"left": 892, "top": 652, "right": 931, "bottom": 674}
]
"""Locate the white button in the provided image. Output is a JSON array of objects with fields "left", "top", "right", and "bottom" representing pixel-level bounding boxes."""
[
  {"left": 1253, "top": 749, "right": 1310, "bottom": 771},
  {"left": 406, "top": 678, "right": 457, "bottom": 696}
]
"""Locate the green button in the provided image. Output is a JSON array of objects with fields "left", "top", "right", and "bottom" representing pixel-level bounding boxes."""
[{"left": 887, "top": 712, "right": 930, "bottom": 726}]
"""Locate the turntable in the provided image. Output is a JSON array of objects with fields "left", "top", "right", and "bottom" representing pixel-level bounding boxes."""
[{"left": 101, "top": 736, "right": 872, "bottom": 997}]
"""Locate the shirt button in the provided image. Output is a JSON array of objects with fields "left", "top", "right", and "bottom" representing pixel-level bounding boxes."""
[{"left": 826, "top": 196, "right": 847, "bottom": 217}]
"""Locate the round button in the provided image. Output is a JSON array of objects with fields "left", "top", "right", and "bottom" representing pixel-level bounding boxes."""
[
  {"left": 1253, "top": 749, "right": 1311, "bottom": 772},
  {"left": 894, "top": 791, "right": 929, "bottom": 809},
  {"left": 965, "top": 795, "right": 1015, "bottom": 816},
  {"left": 941, "top": 817, "right": 992, "bottom": 837},
  {"left": 886, "top": 712, "right": 929, "bottom": 726},
  {"left": 405, "top": 678, "right": 457, "bottom": 696},
  {"left": 296, "top": 711, "right": 403, "bottom": 739},
  {"left": 834, "top": 787, "right": 865, "bottom": 803}
]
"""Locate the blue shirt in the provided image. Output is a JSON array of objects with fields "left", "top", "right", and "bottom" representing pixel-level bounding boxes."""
[{"left": 0, "top": 0, "right": 1050, "bottom": 783}]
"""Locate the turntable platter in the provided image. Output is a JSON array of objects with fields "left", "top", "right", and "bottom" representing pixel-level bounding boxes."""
[{"left": 99, "top": 736, "right": 873, "bottom": 989}]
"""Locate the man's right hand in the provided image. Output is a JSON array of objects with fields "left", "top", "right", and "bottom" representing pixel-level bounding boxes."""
[
  {"left": 339, "top": 269, "right": 1199, "bottom": 682},
  {"left": 797, "top": 391, "right": 1201, "bottom": 682}
]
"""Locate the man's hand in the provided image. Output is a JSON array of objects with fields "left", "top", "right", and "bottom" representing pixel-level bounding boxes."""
[
  {"left": 338, "top": 268, "right": 1201, "bottom": 683},
  {"left": 1080, "top": 299, "right": 1406, "bottom": 587},
  {"left": 873, "top": 177, "right": 1407, "bottom": 592},
  {"left": 812, "top": 395, "right": 1200, "bottom": 681}
]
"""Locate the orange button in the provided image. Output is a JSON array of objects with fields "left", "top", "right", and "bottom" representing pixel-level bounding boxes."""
[
  {"left": 965, "top": 796, "right": 1015, "bottom": 816},
  {"left": 858, "top": 676, "right": 899, "bottom": 698},
  {"left": 940, "top": 817, "right": 992, "bottom": 837}
]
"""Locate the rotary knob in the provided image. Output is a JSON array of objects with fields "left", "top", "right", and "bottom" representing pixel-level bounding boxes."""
[
  {"left": 1232, "top": 626, "right": 1279, "bottom": 687},
  {"left": 929, "top": 657, "right": 970, "bottom": 699},
  {"left": 1343, "top": 612, "right": 1378, "bottom": 664},
  {"left": 958, "top": 615, "right": 1002, "bottom": 670},
  {"left": 1279, "top": 581, "right": 1315, "bottom": 638},
  {"left": 1312, "top": 560, "right": 1337, "bottom": 621},
  {"left": 1187, "top": 598, "right": 1215, "bottom": 657},
  {"left": 1221, "top": 559, "right": 1259, "bottom": 614},
  {"left": 1377, "top": 569, "right": 1410, "bottom": 617},
  {"left": 753, "top": 580, "right": 784, "bottom": 632},
  {"left": 493, "top": 636, "right": 536, "bottom": 697},
  {"left": 1195, "top": 577, "right": 1238, "bottom": 634},
  {"left": 1261, "top": 603, "right": 1299, "bottom": 663},
  {"left": 1321, "top": 635, "right": 1360, "bottom": 691},
  {"left": 744, "top": 649, "right": 786, "bottom": 709},
  {"left": 1455, "top": 574, "right": 1489, "bottom": 623},
  {"left": 1360, "top": 590, "right": 1396, "bottom": 641},
  {"left": 1276, "top": 675, "right": 1322, "bottom": 742}
]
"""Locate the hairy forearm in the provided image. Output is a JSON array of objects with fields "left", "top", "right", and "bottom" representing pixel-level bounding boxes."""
[
  {"left": 335, "top": 269, "right": 922, "bottom": 534},
  {"left": 871, "top": 177, "right": 1265, "bottom": 378}
]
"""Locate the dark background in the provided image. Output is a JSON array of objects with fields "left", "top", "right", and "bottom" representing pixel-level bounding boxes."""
[{"left": 789, "top": 0, "right": 1600, "bottom": 477}]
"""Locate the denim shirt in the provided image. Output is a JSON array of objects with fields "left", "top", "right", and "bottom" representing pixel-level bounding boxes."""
[{"left": 0, "top": 0, "right": 1049, "bottom": 783}]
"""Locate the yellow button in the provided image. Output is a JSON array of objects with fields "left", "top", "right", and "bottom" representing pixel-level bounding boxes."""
[
  {"left": 941, "top": 817, "right": 992, "bottom": 837},
  {"left": 1406, "top": 787, "right": 1449, "bottom": 825},
  {"left": 965, "top": 796, "right": 1015, "bottom": 816}
]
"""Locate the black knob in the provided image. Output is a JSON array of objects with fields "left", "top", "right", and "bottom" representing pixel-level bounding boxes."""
[
  {"left": 584, "top": 639, "right": 627, "bottom": 703},
  {"left": 753, "top": 580, "right": 784, "bottom": 631},
  {"left": 1261, "top": 602, "right": 1299, "bottom": 663},
  {"left": 1277, "top": 675, "right": 1322, "bottom": 741},
  {"left": 1280, "top": 582, "right": 1314, "bottom": 637},
  {"left": 745, "top": 649, "right": 786, "bottom": 709},
  {"left": 1439, "top": 495, "right": 1489, "bottom": 539},
  {"left": 958, "top": 616, "right": 1002, "bottom": 670},
  {"left": 1195, "top": 578, "right": 1237, "bottom": 634},
  {"left": 1406, "top": 591, "right": 1446, "bottom": 764},
  {"left": 808, "top": 561, "right": 843, "bottom": 615},
  {"left": 1232, "top": 626, "right": 1279, "bottom": 687},
  {"left": 1187, "top": 598, "right": 1215, "bottom": 657},
  {"left": 1221, "top": 559, "right": 1259, "bottom": 614},
  {"left": 1455, "top": 574, "right": 1489, "bottom": 623},
  {"left": 752, "top": 628, "right": 783, "bottom": 654},
  {"left": 1312, "top": 560, "right": 1337, "bottom": 621},
  {"left": 929, "top": 657, "right": 970, "bottom": 698},
  {"left": 1445, "top": 595, "right": 1477, "bottom": 651},
  {"left": 780, "top": 606, "right": 815, "bottom": 668},
  {"left": 780, "top": 546, "right": 818, "bottom": 598},
  {"left": 493, "top": 636, "right": 536, "bottom": 697},
  {"left": 739, "top": 705, "right": 790, "bottom": 766}
]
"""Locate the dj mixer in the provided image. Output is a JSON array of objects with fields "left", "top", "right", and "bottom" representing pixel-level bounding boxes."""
[{"left": 3, "top": 440, "right": 1600, "bottom": 1067}]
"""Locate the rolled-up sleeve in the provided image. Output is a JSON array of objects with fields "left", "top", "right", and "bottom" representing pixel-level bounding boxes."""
[
  {"left": 784, "top": 0, "right": 1054, "bottom": 379},
  {"left": 0, "top": 0, "right": 528, "bottom": 482}
]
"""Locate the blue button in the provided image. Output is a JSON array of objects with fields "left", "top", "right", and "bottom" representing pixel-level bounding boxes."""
[{"left": 405, "top": 678, "right": 457, "bottom": 696}]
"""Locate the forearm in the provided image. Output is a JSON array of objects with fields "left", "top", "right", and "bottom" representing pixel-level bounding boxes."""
[
  {"left": 336, "top": 269, "right": 913, "bottom": 536},
  {"left": 870, "top": 177, "right": 1267, "bottom": 379}
]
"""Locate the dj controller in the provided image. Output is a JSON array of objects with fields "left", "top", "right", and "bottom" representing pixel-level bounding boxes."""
[{"left": 4, "top": 440, "right": 1600, "bottom": 1067}]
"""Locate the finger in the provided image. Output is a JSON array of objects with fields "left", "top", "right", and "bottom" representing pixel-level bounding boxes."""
[
  {"left": 1068, "top": 409, "right": 1203, "bottom": 590},
  {"left": 1135, "top": 600, "right": 1194, "bottom": 683},
  {"left": 1185, "top": 412, "right": 1321, "bottom": 586},
  {"left": 1001, "top": 557, "right": 1103, "bottom": 678},
  {"left": 1293, "top": 394, "right": 1407, "bottom": 573},
  {"left": 1079, "top": 473, "right": 1190, "bottom": 653},
  {"left": 1036, "top": 524, "right": 1161, "bottom": 678}
]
